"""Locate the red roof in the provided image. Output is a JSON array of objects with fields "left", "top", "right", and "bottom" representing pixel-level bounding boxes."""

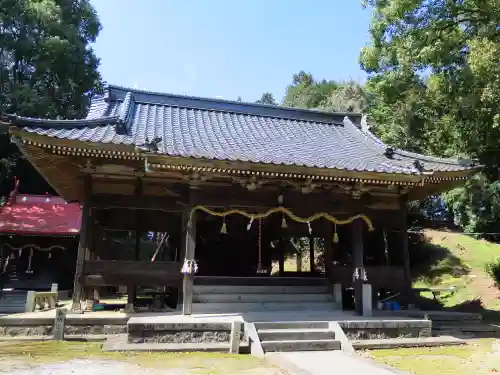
[{"left": 0, "top": 181, "right": 82, "bottom": 236}]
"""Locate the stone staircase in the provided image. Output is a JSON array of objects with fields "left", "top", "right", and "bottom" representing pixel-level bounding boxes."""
[
  {"left": 0, "top": 290, "right": 27, "bottom": 314},
  {"left": 255, "top": 321, "right": 341, "bottom": 352},
  {"left": 192, "top": 277, "right": 340, "bottom": 314}
]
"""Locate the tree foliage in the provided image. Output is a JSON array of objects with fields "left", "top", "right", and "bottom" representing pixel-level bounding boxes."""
[
  {"left": 0, "top": 0, "right": 103, "bottom": 194},
  {"left": 280, "top": 71, "right": 368, "bottom": 113},
  {"left": 360, "top": 0, "right": 500, "bottom": 235},
  {"left": 255, "top": 92, "right": 277, "bottom": 105}
]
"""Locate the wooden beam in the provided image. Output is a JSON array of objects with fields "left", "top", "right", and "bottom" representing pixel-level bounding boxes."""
[
  {"left": 92, "top": 194, "right": 182, "bottom": 211},
  {"left": 71, "top": 175, "right": 92, "bottom": 312},
  {"left": 90, "top": 186, "right": 398, "bottom": 214}
]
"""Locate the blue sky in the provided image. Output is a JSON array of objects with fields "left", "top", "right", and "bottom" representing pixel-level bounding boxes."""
[{"left": 89, "top": 0, "right": 372, "bottom": 102}]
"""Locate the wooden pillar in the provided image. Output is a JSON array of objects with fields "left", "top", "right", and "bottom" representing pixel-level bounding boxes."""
[
  {"left": 400, "top": 198, "right": 412, "bottom": 306},
  {"left": 324, "top": 222, "right": 334, "bottom": 279},
  {"left": 296, "top": 239, "right": 302, "bottom": 272},
  {"left": 71, "top": 175, "right": 92, "bottom": 312},
  {"left": 352, "top": 219, "right": 364, "bottom": 316},
  {"left": 182, "top": 191, "right": 197, "bottom": 315},
  {"left": 177, "top": 209, "right": 189, "bottom": 307},
  {"left": 182, "top": 210, "right": 196, "bottom": 315},
  {"left": 127, "top": 178, "right": 142, "bottom": 310},
  {"left": 309, "top": 235, "right": 315, "bottom": 273},
  {"left": 278, "top": 237, "right": 285, "bottom": 276}
]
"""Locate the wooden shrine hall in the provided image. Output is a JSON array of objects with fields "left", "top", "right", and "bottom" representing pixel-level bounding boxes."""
[{"left": 2, "top": 85, "right": 479, "bottom": 315}]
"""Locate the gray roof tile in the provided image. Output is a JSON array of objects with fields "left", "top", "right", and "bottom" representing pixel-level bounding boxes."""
[{"left": 8, "top": 85, "right": 475, "bottom": 175}]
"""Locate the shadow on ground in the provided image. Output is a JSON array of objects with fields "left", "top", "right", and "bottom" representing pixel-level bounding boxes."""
[{"left": 409, "top": 232, "right": 470, "bottom": 284}]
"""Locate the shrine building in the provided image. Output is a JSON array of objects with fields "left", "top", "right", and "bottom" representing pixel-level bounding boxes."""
[{"left": 2, "top": 85, "right": 479, "bottom": 315}]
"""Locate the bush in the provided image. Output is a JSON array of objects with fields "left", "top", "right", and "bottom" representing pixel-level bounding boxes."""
[{"left": 485, "top": 258, "right": 500, "bottom": 286}]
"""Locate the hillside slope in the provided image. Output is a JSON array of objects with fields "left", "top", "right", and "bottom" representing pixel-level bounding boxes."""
[{"left": 414, "top": 230, "right": 500, "bottom": 311}]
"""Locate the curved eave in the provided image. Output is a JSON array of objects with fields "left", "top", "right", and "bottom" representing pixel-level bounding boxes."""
[
  {"left": 357, "top": 122, "right": 478, "bottom": 172},
  {"left": 10, "top": 128, "right": 477, "bottom": 187}
]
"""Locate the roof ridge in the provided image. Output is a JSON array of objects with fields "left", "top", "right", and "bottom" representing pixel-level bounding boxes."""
[
  {"left": 342, "top": 117, "right": 420, "bottom": 174},
  {"left": 6, "top": 114, "right": 120, "bottom": 129},
  {"left": 106, "top": 84, "right": 363, "bottom": 119}
]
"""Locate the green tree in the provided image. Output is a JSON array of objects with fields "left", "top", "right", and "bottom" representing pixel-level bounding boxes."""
[
  {"left": 322, "top": 81, "right": 369, "bottom": 113},
  {"left": 361, "top": 0, "right": 500, "bottom": 235},
  {"left": 282, "top": 72, "right": 368, "bottom": 113},
  {"left": 255, "top": 92, "right": 277, "bottom": 105},
  {"left": 0, "top": 0, "right": 103, "bottom": 194}
]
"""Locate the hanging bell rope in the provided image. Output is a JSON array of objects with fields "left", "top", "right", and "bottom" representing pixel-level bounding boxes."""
[
  {"left": 383, "top": 229, "right": 389, "bottom": 266},
  {"left": 25, "top": 248, "right": 34, "bottom": 275}
]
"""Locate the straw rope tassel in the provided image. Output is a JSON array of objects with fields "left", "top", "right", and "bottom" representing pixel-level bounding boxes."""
[
  {"left": 333, "top": 223, "right": 339, "bottom": 244},
  {"left": 281, "top": 213, "right": 288, "bottom": 228},
  {"left": 220, "top": 217, "right": 227, "bottom": 234}
]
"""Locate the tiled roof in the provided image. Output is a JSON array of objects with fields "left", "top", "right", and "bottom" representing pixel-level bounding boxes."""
[{"left": 6, "top": 85, "right": 475, "bottom": 175}]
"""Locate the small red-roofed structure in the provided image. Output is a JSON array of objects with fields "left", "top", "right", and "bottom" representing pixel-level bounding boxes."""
[
  {"left": 0, "top": 179, "right": 81, "bottom": 291},
  {"left": 0, "top": 179, "right": 82, "bottom": 236}
]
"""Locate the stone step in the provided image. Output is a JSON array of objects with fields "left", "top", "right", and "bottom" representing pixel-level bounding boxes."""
[
  {"left": 255, "top": 321, "right": 329, "bottom": 330},
  {"left": 194, "top": 276, "right": 328, "bottom": 287},
  {"left": 103, "top": 334, "right": 249, "bottom": 353},
  {"left": 193, "top": 285, "right": 329, "bottom": 295},
  {"left": 0, "top": 292, "right": 27, "bottom": 314},
  {"left": 127, "top": 320, "right": 233, "bottom": 334},
  {"left": 191, "top": 302, "right": 341, "bottom": 314},
  {"left": 258, "top": 328, "right": 334, "bottom": 341},
  {"left": 192, "top": 293, "right": 334, "bottom": 303},
  {"left": 261, "top": 339, "right": 341, "bottom": 352}
]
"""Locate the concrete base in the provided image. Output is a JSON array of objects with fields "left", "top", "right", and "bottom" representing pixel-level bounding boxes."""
[
  {"left": 352, "top": 336, "right": 466, "bottom": 350},
  {"left": 103, "top": 334, "right": 250, "bottom": 353}
]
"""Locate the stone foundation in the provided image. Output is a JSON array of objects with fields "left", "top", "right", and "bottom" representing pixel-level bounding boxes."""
[
  {"left": 339, "top": 320, "right": 431, "bottom": 340},
  {"left": 127, "top": 321, "right": 243, "bottom": 345}
]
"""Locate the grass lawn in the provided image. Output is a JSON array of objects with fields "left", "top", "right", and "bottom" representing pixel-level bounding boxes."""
[
  {"left": 413, "top": 230, "right": 500, "bottom": 315},
  {"left": 366, "top": 339, "right": 500, "bottom": 375},
  {"left": 0, "top": 341, "right": 283, "bottom": 375}
]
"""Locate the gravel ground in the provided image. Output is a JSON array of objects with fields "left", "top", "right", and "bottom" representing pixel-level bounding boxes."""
[
  {"left": 0, "top": 358, "right": 283, "bottom": 375},
  {"left": 0, "top": 359, "right": 197, "bottom": 375}
]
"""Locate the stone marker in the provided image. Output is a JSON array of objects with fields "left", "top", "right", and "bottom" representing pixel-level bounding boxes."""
[
  {"left": 53, "top": 308, "right": 66, "bottom": 341},
  {"left": 229, "top": 321, "right": 242, "bottom": 354},
  {"left": 333, "top": 283, "right": 343, "bottom": 306},
  {"left": 25, "top": 290, "right": 36, "bottom": 312}
]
